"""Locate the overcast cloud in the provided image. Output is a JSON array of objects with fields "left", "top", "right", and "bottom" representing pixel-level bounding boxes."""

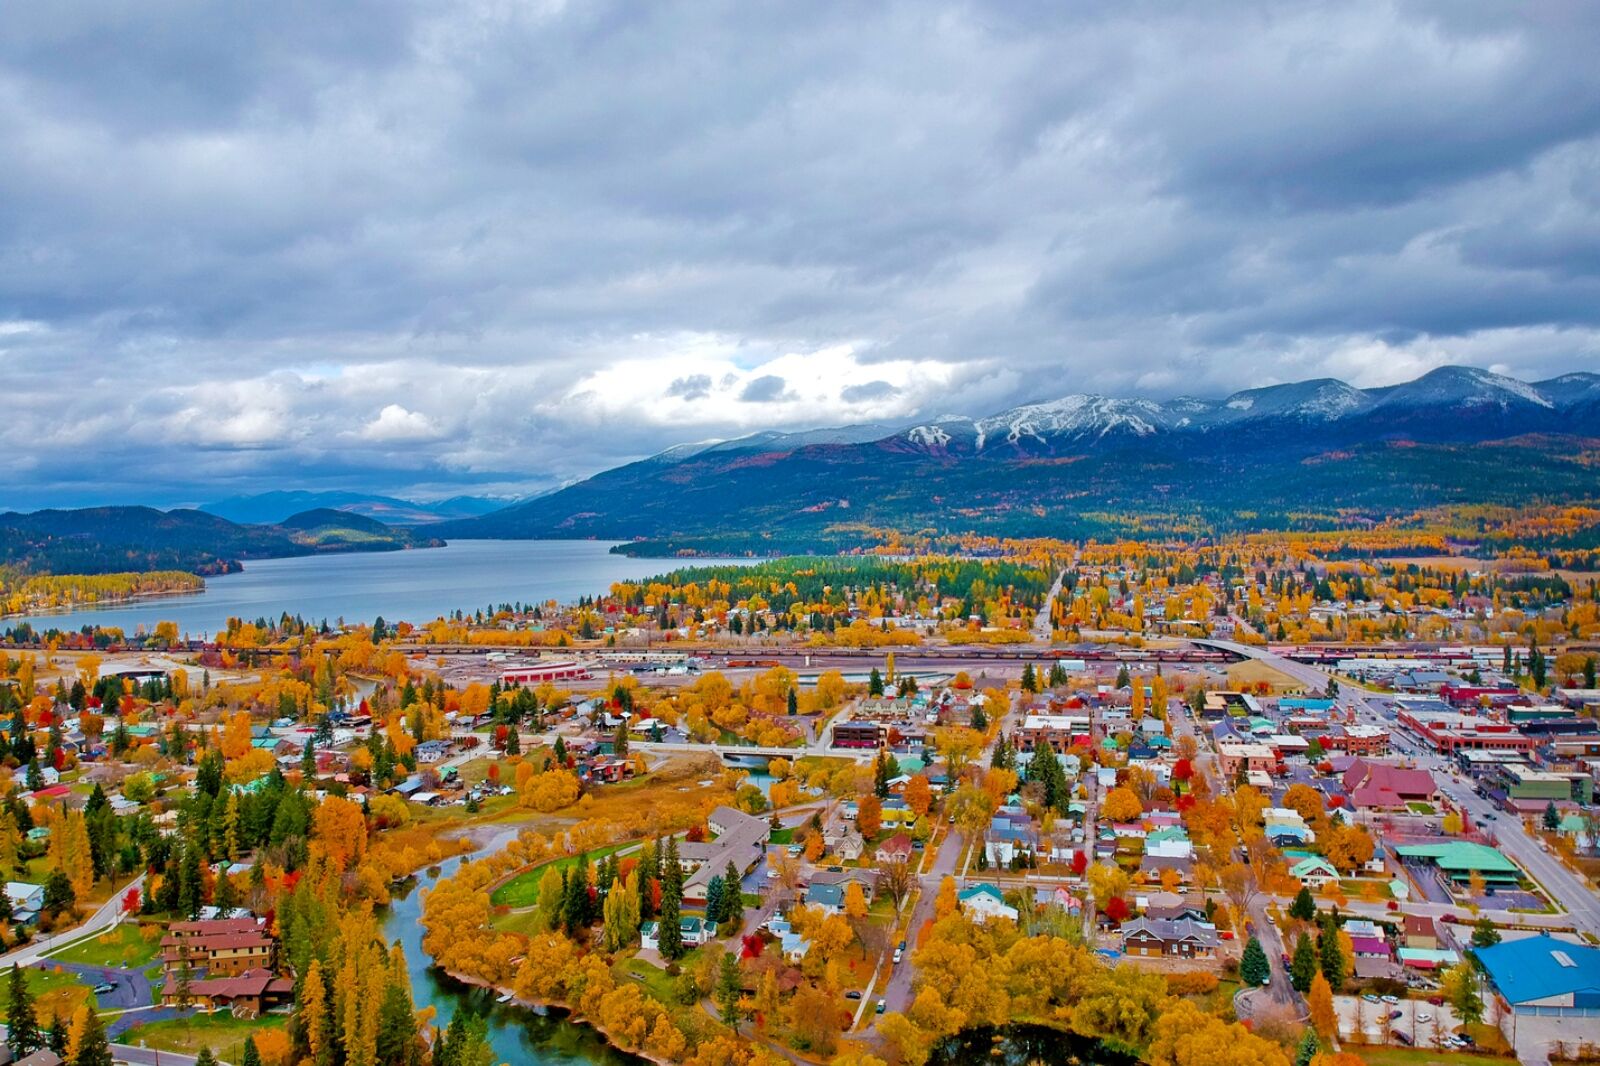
[{"left": 3, "top": 1, "right": 1599, "bottom": 508}]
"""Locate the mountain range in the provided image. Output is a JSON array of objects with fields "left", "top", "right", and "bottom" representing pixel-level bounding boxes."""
[
  {"left": 200, "top": 490, "right": 507, "bottom": 526},
  {"left": 0, "top": 506, "right": 441, "bottom": 576},
  {"left": 435, "top": 366, "right": 1600, "bottom": 552}
]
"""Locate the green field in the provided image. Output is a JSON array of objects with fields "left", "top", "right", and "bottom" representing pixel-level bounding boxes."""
[
  {"left": 119, "top": 1013, "right": 287, "bottom": 1057},
  {"left": 489, "top": 841, "right": 634, "bottom": 908},
  {"left": 0, "top": 966, "right": 96, "bottom": 1023},
  {"left": 49, "top": 922, "right": 162, "bottom": 969}
]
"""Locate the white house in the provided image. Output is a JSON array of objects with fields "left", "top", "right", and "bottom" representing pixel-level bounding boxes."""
[
  {"left": 957, "top": 883, "right": 1018, "bottom": 923},
  {"left": 5, "top": 882, "right": 44, "bottom": 920},
  {"left": 640, "top": 917, "right": 711, "bottom": 951}
]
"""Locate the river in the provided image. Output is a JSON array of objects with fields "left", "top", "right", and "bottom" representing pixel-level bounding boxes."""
[
  {"left": 382, "top": 835, "right": 646, "bottom": 1065},
  {"left": 9, "top": 540, "right": 754, "bottom": 638}
]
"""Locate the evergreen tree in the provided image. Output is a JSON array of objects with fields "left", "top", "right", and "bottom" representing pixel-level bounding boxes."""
[
  {"left": 70, "top": 1007, "right": 113, "bottom": 1066},
  {"left": 715, "top": 951, "right": 743, "bottom": 1027},
  {"left": 636, "top": 839, "right": 657, "bottom": 920},
  {"left": 867, "top": 668, "right": 884, "bottom": 697},
  {"left": 1241, "top": 935, "right": 1270, "bottom": 986},
  {"left": 1115, "top": 665, "right": 1131, "bottom": 689},
  {"left": 1544, "top": 801, "right": 1561, "bottom": 831},
  {"left": 1318, "top": 920, "right": 1346, "bottom": 988},
  {"left": 873, "top": 752, "right": 892, "bottom": 799},
  {"left": 722, "top": 860, "right": 745, "bottom": 928},
  {"left": 6, "top": 963, "right": 41, "bottom": 1057},
  {"left": 1471, "top": 916, "right": 1502, "bottom": 948},
  {"left": 195, "top": 1050, "right": 218, "bottom": 1066},
  {"left": 46, "top": 1014, "right": 68, "bottom": 1054},
  {"left": 241, "top": 1036, "right": 262, "bottom": 1066},
  {"left": 658, "top": 837, "right": 684, "bottom": 959},
  {"left": 1288, "top": 886, "right": 1317, "bottom": 923},
  {"left": 1020, "top": 662, "right": 1037, "bottom": 693},
  {"left": 1293, "top": 1028, "right": 1319, "bottom": 1066},
  {"left": 786, "top": 688, "right": 798, "bottom": 717},
  {"left": 1290, "top": 934, "right": 1318, "bottom": 993},
  {"left": 375, "top": 978, "right": 417, "bottom": 1066},
  {"left": 990, "top": 733, "right": 1014, "bottom": 772}
]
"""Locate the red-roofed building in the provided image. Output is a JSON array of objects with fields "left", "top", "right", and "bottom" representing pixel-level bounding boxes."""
[
  {"left": 161, "top": 968, "right": 293, "bottom": 1016},
  {"left": 1340, "top": 760, "right": 1439, "bottom": 810}
]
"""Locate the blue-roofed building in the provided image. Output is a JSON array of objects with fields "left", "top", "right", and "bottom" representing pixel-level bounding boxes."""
[{"left": 1476, "top": 935, "right": 1600, "bottom": 1017}]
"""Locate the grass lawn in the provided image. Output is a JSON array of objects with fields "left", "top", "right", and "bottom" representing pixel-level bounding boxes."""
[
  {"left": 0, "top": 966, "right": 96, "bottom": 1023},
  {"left": 616, "top": 957, "right": 680, "bottom": 1006},
  {"left": 49, "top": 922, "right": 161, "bottom": 969},
  {"left": 119, "top": 1013, "right": 287, "bottom": 1057},
  {"left": 768, "top": 827, "right": 794, "bottom": 845},
  {"left": 490, "top": 908, "right": 546, "bottom": 936},
  {"left": 1354, "top": 1049, "right": 1516, "bottom": 1066},
  {"left": 1407, "top": 802, "right": 1437, "bottom": 815},
  {"left": 490, "top": 841, "right": 634, "bottom": 907}
]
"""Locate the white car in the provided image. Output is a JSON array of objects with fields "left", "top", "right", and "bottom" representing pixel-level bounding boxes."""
[{"left": 892, "top": 948, "right": 903, "bottom": 963}]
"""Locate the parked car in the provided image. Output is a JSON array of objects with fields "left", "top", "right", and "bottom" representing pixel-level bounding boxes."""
[
  {"left": 1391, "top": 1032, "right": 1412, "bottom": 1046},
  {"left": 1362, "top": 994, "right": 1381, "bottom": 1003},
  {"left": 1380, "top": 995, "right": 1399, "bottom": 1004},
  {"left": 893, "top": 948, "right": 903, "bottom": 964},
  {"left": 875, "top": 999, "right": 886, "bottom": 1015},
  {"left": 846, "top": 991, "right": 862, "bottom": 1001}
]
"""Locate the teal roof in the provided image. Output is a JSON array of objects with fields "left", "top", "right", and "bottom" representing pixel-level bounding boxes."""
[
  {"left": 1395, "top": 841, "right": 1520, "bottom": 875},
  {"left": 959, "top": 883, "right": 1005, "bottom": 903},
  {"left": 1290, "top": 856, "right": 1339, "bottom": 879}
]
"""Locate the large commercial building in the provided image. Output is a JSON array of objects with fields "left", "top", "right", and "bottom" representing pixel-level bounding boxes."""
[{"left": 1477, "top": 935, "right": 1600, "bottom": 1018}]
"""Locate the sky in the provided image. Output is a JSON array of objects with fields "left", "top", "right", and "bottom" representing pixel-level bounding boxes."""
[{"left": 3, "top": 1, "right": 1600, "bottom": 510}]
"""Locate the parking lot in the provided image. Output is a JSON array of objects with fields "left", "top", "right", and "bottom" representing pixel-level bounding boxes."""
[{"left": 1335, "top": 993, "right": 1469, "bottom": 1049}]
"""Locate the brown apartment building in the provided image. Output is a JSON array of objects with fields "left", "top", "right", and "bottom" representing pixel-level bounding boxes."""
[{"left": 161, "top": 918, "right": 277, "bottom": 978}]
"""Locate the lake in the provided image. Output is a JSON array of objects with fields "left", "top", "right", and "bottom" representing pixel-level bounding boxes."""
[{"left": 9, "top": 540, "right": 754, "bottom": 639}]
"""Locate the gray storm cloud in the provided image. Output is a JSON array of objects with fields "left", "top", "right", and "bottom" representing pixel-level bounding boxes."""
[{"left": 1, "top": 1, "right": 1599, "bottom": 507}]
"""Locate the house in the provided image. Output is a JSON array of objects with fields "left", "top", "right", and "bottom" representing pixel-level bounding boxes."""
[
  {"left": 161, "top": 918, "right": 276, "bottom": 978},
  {"left": 1143, "top": 827, "right": 1193, "bottom": 859},
  {"left": 808, "top": 868, "right": 878, "bottom": 902},
  {"left": 1476, "top": 935, "right": 1600, "bottom": 1017},
  {"left": 875, "top": 833, "right": 914, "bottom": 865},
  {"left": 1141, "top": 891, "right": 1206, "bottom": 923},
  {"left": 822, "top": 824, "right": 864, "bottom": 863},
  {"left": 1289, "top": 856, "right": 1341, "bottom": 889},
  {"left": 1262, "top": 808, "right": 1315, "bottom": 846},
  {"left": 162, "top": 968, "right": 294, "bottom": 1016},
  {"left": 4, "top": 882, "right": 44, "bottom": 921},
  {"left": 984, "top": 814, "right": 1038, "bottom": 867},
  {"left": 804, "top": 882, "right": 845, "bottom": 915},
  {"left": 1402, "top": 915, "right": 1437, "bottom": 950},
  {"left": 957, "top": 883, "right": 1018, "bottom": 923},
  {"left": 1120, "top": 917, "right": 1220, "bottom": 958},
  {"left": 640, "top": 917, "right": 712, "bottom": 951},
  {"left": 1138, "top": 853, "right": 1193, "bottom": 885},
  {"left": 1340, "top": 760, "right": 1439, "bottom": 810},
  {"left": 14, "top": 1052, "right": 64, "bottom": 1066}
]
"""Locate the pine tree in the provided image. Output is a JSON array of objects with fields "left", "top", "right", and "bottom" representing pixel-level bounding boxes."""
[
  {"left": 1288, "top": 885, "right": 1316, "bottom": 923},
  {"left": 1020, "top": 662, "right": 1037, "bottom": 693},
  {"left": 1241, "top": 935, "right": 1270, "bottom": 986},
  {"left": 1290, "top": 934, "right": 1318, "bottom": 993},
  {"left": 658, "top": 837, "right": 684, "bottom": 959},
  {"left": 636, "top": 839, "right": 657, "bottom": 920},
  {"left": 1293, "top": 1027, "right": 1319, "bottom": 1066},
  {"left": 868, "top": 668, "right": 884, "bottom": 697},
  {"left": 241, "top": 1036, "right": 262, "bottom": 1066},
  {"left": 704, "top": 876, "right": 726, "bottom": 927},
  {"left": 1544, "top": 801, "right": 1560, "bottom": 831},
  {"left": 722, "top": 860, "right": 745, "bottom": 928},
  {"left": 1318, "top": 922, "right": 1346, "bottom": 988},
  {"left": 786, "top": 688, "right": 798, "bottom": 717},
  {"left": 715, "top": 951, "right": 743, "bottom": 1026},
  {"left": 7, "top": 963, "right": 41, "bottom": 1057},
  {"left": 195, "top": 1049, "right": 217, "bottom": 1066},
  {"left": 1471, "top": 916, "right": 1502, "bottom": 948},
  {"left": 70, "top": 1002, "right": 113, "bottom": 1066},
  {"left": 873, "top": 752, "right": 892, "bottom": 799}
]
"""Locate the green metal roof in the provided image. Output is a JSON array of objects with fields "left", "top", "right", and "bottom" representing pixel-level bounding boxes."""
[{"left": 1394, "top": 841, "right": 1520, "bottom": 875}]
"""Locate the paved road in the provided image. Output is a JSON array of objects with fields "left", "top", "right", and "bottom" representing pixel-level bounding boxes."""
[
  {"left": 0, "top": 874, "right": 144, "bottom": 969},
  {"left": 1204, "top": 638, "right": 1600, "bottom": 940},
  {"left": 1032, "top": 568, "right": 1067, "bottom": 642}
]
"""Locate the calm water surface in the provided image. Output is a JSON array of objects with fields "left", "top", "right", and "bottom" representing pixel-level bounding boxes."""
[{"left": 12, "top": 540, "right": 753, "bottom": 638}]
